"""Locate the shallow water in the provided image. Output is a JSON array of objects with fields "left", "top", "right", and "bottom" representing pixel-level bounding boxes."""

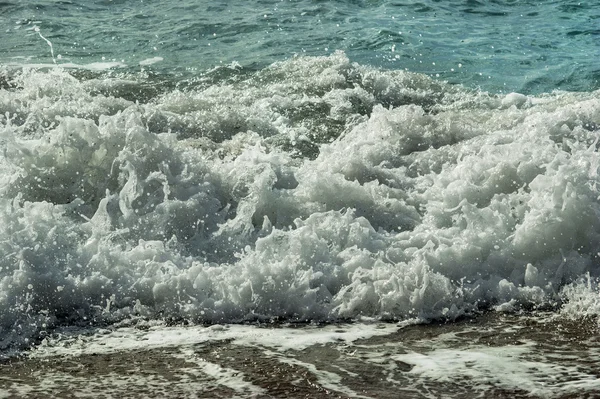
[{"left": 2, "top": 313, "right": 599, "bottom": 398}]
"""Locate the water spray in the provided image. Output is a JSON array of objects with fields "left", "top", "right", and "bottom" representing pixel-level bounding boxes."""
[{"left": 34, "top": 26, "right": 56, "bottom": 64}]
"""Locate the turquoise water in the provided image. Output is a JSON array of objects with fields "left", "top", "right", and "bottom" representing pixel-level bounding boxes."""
[{"left": 2, "top": 0, "right": 599, "bottom": 93}]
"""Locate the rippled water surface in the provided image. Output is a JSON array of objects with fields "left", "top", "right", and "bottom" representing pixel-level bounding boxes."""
[{"left": 1, "top": 0, "right": 599, "bottom": 92}]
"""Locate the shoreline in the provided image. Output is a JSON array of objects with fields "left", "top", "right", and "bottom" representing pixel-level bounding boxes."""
[{"left": 2, "top": 313, "right": 599, "bottom": 398}]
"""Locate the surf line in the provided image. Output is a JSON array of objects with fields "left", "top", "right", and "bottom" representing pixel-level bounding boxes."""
[{"left": 34, "top": 26, "right": 56, "bottom": 64}]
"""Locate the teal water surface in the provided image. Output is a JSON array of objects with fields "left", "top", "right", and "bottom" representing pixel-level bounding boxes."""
[{"left": 1, "top": 0, "right": 599, "bottom": 93}]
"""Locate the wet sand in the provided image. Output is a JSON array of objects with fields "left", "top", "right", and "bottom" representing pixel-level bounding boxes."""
[{"left": 1, "top": 313, "right": 599, "bottom": 398}]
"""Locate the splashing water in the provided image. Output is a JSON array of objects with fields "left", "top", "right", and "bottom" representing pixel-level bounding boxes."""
[
  {"left": 1, "top": 53, "right": 600, "bottom": 352},
  {"left": 33, "top": 26, "right": 56, "bottom": 65}
]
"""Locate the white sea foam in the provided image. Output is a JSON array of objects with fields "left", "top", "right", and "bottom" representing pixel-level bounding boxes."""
[
  {"left": 391, "top": 343, "right": 600, "bottom": 398},
  {"left": 27, "top": 323, "right": 399, "bottom": 397},
  {"left": 26, "top": 319, "right": 600, "bottom": 398},
  {"left": 4, "top": 61, "right": 128, "bottom": 71},
  {"left": 31, "top": 323, "right": 400, "bottom": 357},
  {"left": 139, "top": 57, "right": 164, "bottom": 66},
  {"left": 272, "top": 353, "right": 370, "bottom": 399},
  {"left": 175, "top": 347, "right": 267, "bottom": 397},
  {"left": 1, "top": 52, "right": 600, "bottom": 348}
]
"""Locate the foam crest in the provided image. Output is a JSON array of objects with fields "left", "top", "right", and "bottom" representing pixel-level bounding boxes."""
[{"left": 1, "top": 53, "right": 600, "bottom": 348}]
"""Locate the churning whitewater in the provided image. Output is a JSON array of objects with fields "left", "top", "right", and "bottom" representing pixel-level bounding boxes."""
[{"left": 1, "top": 52, "right": 600, "bottom": 349}]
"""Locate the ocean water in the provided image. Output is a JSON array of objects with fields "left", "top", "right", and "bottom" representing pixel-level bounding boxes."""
[{"left": 2, "top": 0, "right": 600, "bottom": 396}]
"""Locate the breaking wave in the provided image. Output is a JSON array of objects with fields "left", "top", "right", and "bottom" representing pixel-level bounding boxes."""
[{"left": 1, "top": 52, "right": 600, "bottom": 348}]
